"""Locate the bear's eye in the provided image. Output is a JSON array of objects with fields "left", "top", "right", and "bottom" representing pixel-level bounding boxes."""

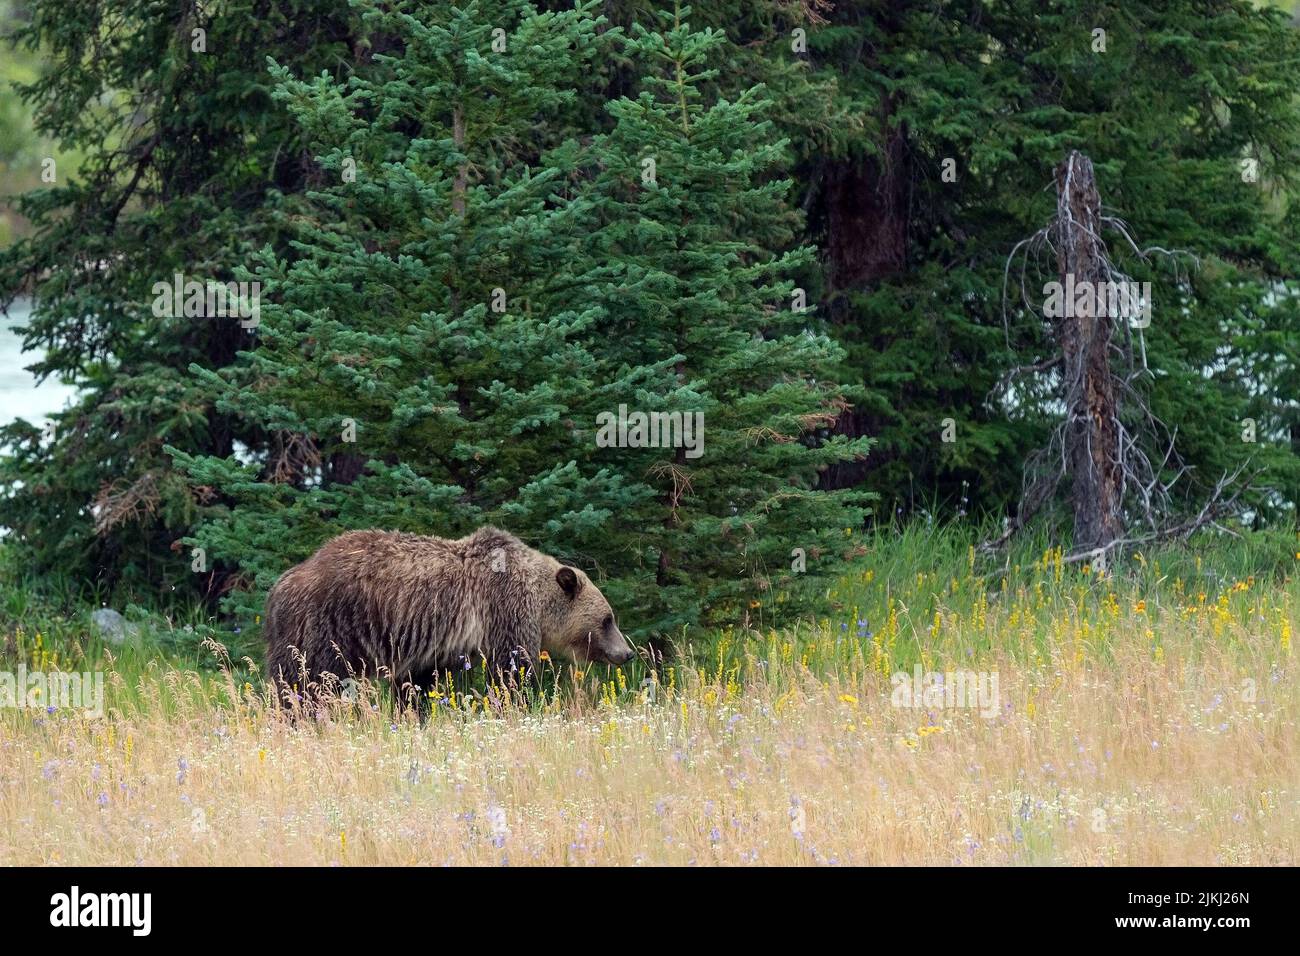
[{"left": 602, "top": 614, "right": 613, "bottom": 631}]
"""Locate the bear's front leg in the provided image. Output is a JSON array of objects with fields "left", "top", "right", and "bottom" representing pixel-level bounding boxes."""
[{"left": 483, "top": 632, "right": 542, "bottom": 687}]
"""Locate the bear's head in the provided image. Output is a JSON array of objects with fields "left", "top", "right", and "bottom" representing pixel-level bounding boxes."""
[{"left": 540, "top": 565, "right": 635, "bottom": 665}]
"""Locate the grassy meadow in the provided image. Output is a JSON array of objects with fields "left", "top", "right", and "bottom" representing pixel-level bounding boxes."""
[{"left": 0, "top": 524, "right": 1296, "bottom": 865}]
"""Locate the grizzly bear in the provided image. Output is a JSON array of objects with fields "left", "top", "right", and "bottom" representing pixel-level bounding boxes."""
[{"left": 263, "top": 527, "right": 634, "bottom": 692}]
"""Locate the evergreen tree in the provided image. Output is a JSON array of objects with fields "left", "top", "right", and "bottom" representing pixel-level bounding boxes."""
[
  {"left": 797, "top": 0, "right": 1300, "bottom": 524},
  {"left": 173, "top": 1, "right": 872, "bottom": 640},
  {"left": 10, "top": 0, "right": 1293, "bottom": 628},
  {"left": 171, "top": 0, "right": 621, "bottom": 601},
  {"left": 636, "top": 0, "right": 1300, "bottom": 526},
  {"left": 573, "top": 3, "right": 873, "bottom": 632},
  {"left": 0, "top": 0, "right": 363, "bottom": 597}
]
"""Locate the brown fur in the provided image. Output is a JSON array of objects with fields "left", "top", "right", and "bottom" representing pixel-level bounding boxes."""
[{"left": 263, "top": 527, "right": 633, "bottom": 692}]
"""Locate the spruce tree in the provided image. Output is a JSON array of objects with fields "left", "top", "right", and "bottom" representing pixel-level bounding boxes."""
[
  {"left": 571, "top": 3, "right": 873, "bottom": 632},
  {"left": 0, "top": 0, "right": 363, "bottom": 597},
  {"left": 975, "top": 1, "right": 1300, "bottom": 527},
  {"left": 659, "top": 0, "right": 1300, "bottom": 525},
  {"left": 173, "top": 1, "right": 872, "bottom": 641},
  {"left": 172, "top": 0, "right": 636, "bottom": 619}
]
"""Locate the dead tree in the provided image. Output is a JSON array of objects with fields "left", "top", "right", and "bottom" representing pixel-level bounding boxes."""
[
  {"left": 986, "top": 151, "right": 1251, "bottom": 564},
  {"left": 1055, "top": 154, "right": 1123, "bottom": 554}
]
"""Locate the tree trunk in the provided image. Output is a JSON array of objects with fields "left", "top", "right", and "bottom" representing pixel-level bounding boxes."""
[
  {"left": 1054, "top": 152, "right": 1122, "bottom": 555},
  {"left": 327, "top": 451, "right": 366, "bottom": 487},
  {"left": 825, "top": 124, "right": 908, "bottom": 291},
  {"left": 818, "top": 119, "right": 909, "bottom": 491}
]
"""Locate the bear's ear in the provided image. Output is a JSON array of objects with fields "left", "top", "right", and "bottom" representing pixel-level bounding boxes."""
[{"left": 556, "top": 566, "right": 581, "bottom": 598}]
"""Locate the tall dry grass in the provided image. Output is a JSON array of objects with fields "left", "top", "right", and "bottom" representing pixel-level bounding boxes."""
[{"left": 2, "top": 539, "right": 1295, "bottom": 865}]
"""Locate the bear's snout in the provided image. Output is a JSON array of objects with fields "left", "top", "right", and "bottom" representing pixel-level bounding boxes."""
[{"left": 602, "top": 629, "right": 636, "bottom": 665}]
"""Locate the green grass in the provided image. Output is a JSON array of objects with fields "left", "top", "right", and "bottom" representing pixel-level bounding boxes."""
[{"left": 2, "top": 520, "right": 1297, "bottom": 712}]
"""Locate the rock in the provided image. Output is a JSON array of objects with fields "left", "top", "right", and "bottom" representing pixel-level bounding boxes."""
[{"left": 91, "top": 608, "right": 138, "bottom": 646}]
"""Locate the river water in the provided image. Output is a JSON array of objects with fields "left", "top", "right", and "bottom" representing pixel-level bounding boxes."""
[{"left": 0, "top": 299, "right": 78, "bottom": 427}]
